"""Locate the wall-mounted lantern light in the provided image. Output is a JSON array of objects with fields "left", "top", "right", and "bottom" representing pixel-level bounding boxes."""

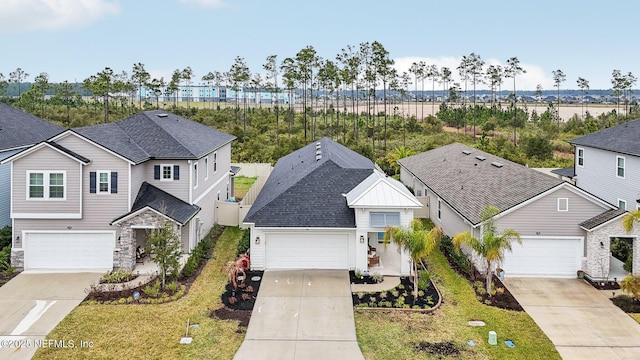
[
  {"left": 359, "top": 235, "right": 365, "bottom": 243},
  {"left": 255, "top": 236, "right": 261, "bottom": 245}
]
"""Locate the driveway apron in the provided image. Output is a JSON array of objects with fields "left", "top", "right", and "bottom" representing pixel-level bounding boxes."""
[
  {"left": 505, "top": 277, "right": 640, "bottom": 360},
  {"left": 0, "top": 272, "right": 102, "bottom": 360},
  {"left": 234, "top": 270, "right": 364, "bottom": 360}
]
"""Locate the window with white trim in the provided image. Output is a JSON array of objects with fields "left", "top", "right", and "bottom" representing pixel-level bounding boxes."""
[
  {"left": 577, "top": 148, "right": 584, "bottom": 167},
  {"left": 162, "top": 165, "right": 173, "bottom": 180},
  {"left": 557, "top": 198, "right": 569, "bottom": 212},
  {"left": 27, "top": 171, "right": 65, "bottom": 200},
  {"left": 370, "top": 212, "right": 401, "bottom": 227},
  {"left": 193, "top": 162, "right": 198, "bottom": 188},
  {"left": 98, "top": 171, "right": 110, "bottom": 193},
  {"left": 437, "top": 199, "right": 442, "bottom": 221},
  {"left": 204, "top": 157, "right": 209, "bottom": 180},
  {"left": 618, "top": 199, "right": 627, "bottom": 210},
  {"left": 617, "top": 156, "right": 625, "bottom": 178},
  {"left": 213, "top": 152, "right": 217, "bottom": 173}
]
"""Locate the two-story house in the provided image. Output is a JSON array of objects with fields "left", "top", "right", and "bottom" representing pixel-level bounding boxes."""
[
  {"left": 0, "top": 103, "right": 63, "bottom": 227},
  {"left": 2, "top": 110, "right": 235, "bottom": 271},
  {"left": 569, "top": 119, "right": 640, "bottom": 212}
]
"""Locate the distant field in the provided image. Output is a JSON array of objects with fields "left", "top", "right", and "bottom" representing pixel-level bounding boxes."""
[{"left": 234, "top": 176, "right": 257, "bottom": 201}]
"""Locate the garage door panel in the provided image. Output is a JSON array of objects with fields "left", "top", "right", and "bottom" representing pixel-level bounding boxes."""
[
  {"left": 25, "top": 232, "right": 114, "bottom": 270},
  {"left": 501, "top": 237, "right": 581, "bottom": 277},
  {"left": 265, "top": 233, "right": 349, "bottom": 269}
]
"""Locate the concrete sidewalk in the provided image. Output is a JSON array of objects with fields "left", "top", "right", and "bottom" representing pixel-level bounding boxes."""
[
  {"left": 505, "top": 277, "right": 640, "bottom": 360},
  {"left": 233, "top": 270, "right": 364, "bottom": 360}
]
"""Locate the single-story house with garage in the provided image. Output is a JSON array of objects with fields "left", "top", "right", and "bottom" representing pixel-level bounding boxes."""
[
  {"left": 243, "top": 137, "right": 423, "bottom": 276},
  {"left": 398, "top": 142, "right": 640, "bottom": 279}
]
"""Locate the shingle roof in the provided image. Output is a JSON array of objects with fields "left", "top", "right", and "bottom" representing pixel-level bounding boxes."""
[
  {"left": 550, "top": 167, "right": 575, "bottom": 178},
  {"left": 579, "top": 208, "right": 627, "bottom": 231},
  {"left": 244, "top": 137, "right": 374, "bottom": 227},
  {"left": 569, "top": 119, "right": 640, "bottom": 156},
  {"left": 46, "top": 141, "right": 91, "bottom": 164},
  {"left": 397, "top": 143, "right": 564, "bottom": 225},
  {"left": 112, "top": 182, "right": 200, "bottom": 225},
  {"left": 0, "top": 103, "right": 63, "bottom": 150},
  {"left": 74, "top": 110, "right": 235, "bottom": 163}
]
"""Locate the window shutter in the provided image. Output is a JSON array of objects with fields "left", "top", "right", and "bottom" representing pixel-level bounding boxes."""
[
  {"left": 154, "top": 165, "right": 160, "bottom": 180},
  {"left": 111, "top": 172, "right": 118, "bottom": 193},
  {"left": 173, "top": 165, "right": 180, "bottom": 180},
  {"left": 89, "top": 172, "right": 97, "bottom": 193}
]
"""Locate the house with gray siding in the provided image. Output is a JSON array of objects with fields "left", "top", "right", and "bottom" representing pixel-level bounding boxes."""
[
  {"left": 398, "top": 142, "right": 640, "bottom": 279},
  {"left": 0, "top": 103, "right": 63, "bottom": 228},
  {"left": 2, "top": 110, "right": 235, "bottom": 271},
  {"left": 569, "top": 119, "right": 640, "bottom": 212}
]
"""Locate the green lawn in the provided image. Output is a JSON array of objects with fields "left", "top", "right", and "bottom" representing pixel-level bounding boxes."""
[
  {"left": 234, "top": 176, "right": 257, "bottom": 201},
  {"left": 33, "top": 227, "right": 246, "bottom": 360},
  {"left": 354, "top": 247, "right": 561, "bottom": 360}
]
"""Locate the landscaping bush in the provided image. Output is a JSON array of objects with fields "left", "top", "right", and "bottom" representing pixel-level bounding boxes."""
[
  {"left": 236, "top": 230, "right": 250, "bottom": 256},
  {"left": 102, "top": 269, "right": 135, "bottom": 284},
  {"left": 181, "top": 225, "right": 220, "bottom": 278},
  {"left": 440, "top": 235, "right": 472, "bottom": 277},
  {"left": 0, "top": 226, "right": 11, "bottom": 249}
]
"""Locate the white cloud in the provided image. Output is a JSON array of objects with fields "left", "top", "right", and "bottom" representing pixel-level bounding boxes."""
[
  {"left": 178, "top": 0, "right": 228, "bottom": 8},
  {"left": 393, "top": 56, "right": 555, "bottom": 91},
  {"left": 0, "top": 0, "right": 120, "bottom": 33}
]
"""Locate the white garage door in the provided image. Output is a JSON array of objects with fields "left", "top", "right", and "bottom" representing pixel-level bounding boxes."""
[
  {"left": 24, "top": 231, "right": 115, "bottom": 270},
  {"left": 265, "top": 233, "right": 350, "bottom": 269},
  {"left": 500, "top": 237, "right": 582, "bottom": 277}
]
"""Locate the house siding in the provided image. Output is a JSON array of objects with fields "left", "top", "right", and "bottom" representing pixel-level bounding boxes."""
[
  {"left": 11, "top": 146, "right": 81, "bottom": 215},
  {"left": 192, "top": 144, "right": 232, "bottom": 202},
  {"left": 498, "top": 187, "right": 609, "bottom": 237},
  {"left": 0, "top": 148, "right": 22, "bottom": 227},
  {"left": 143, "top": 160, "right": 190, "bottom": 202},
  {"left": 575, "top": 146, "right": 640, "bottom": 210}
]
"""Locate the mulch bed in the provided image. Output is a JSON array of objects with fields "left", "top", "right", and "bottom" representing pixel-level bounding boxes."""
[
  {"left": 352, "top": 276, "right": 440, "bottom": 309},
  {"left": 612, "top": 294, "right": 640, "bottom": 313},
  {"left": 584, "top": 276, "right": 620, "bottom": 290},
  {"left": 414, "top": 341, "right": 461, "bottom": 356},
  {"left": 211, "top": 307, "right": 252, "bottom": 328},
  {"left": 0, "top": 271, "right": 19, "bottom": 288},
  {"left": 349, "top": 270, "right": 382, "bottom": 285},
  {"left": 219, "top": 270, "right": 264, "bottom": 310}
]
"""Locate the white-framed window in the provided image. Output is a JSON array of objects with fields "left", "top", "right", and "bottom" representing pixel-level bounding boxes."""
[
  {"left": 557, "top": 198, "right": 569, "bottom": 212},
  {"left": 437, "top": 199, "right": 442, "bottom": 221},
  {"left": 577, "top": 147, "right": 584, "bottom": 167},
  {"left": 204, "top": 156, "right": 209, "bottom": 180},
  {"left": 217, "top": 190, "right": 220, "bottom": 201},
  {"left": 370, "top": 212, "right": 401, "bottom": 227},
  {"left": 618, "top": 199, "right": 627, "bottom": 210},
  {"left": 213, "top": 152, "right": 217, "bottom": 173},
  {"left": 27, "top": 171, "right": 65, "bottom": 200},
  {"left": 193, "top": 162, "right": 198, "bottom": 188},
  {"left": 226, "top": 182, "right": 230, "bottom": 200},
  {"left": 617, "top": 156, "right": 625, "bottom": 178},
  {"left": 98, "top": 171, "right": 110, "bottom": 193},
  {"left": 162, "top": 164, "right": 173, "bottom": 180}
]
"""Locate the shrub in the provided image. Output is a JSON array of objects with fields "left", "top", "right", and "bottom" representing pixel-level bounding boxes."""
[
  {"left": 371, "top": 272, "right": 383, "bottom": 283},
  {"left": 236, "top": 230, "right": 250, "bottom": 256},
  {"left": 0, "top": 246, "right": 12, "bottom": 274},
  {"left": 0, "top": 226, "right": 11, "bottom": 249},
  {"left": 102, "top": 269, "right": 135, "bottom": 283},
  {"left": 166, "top": 282, "right": 178, "bottom": 292},
  {"left": 143, "top": 279, "right": 161, "bottom": 298},
  {"left": 418, "top": 270, "right": 431, "bottom": 290},
  {"left": 440, "top": 235, "right": 473, "bottom": 277}
]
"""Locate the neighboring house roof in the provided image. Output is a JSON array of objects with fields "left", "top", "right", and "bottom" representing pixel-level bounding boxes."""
[
  {"left": 244, "top": 137, "right": 374, "bottom": 227},
  {"left": 0, "top": 103, "right": 63, "bottom": 151},
  {"left": 74, "top": 110, "right": 236, "bottom": 163},
  {"left": 346, "top": 169, "right": 422, "bottom": 208},
  {"left": 1, "top": 141, "right": 92, "bottom": 165},
  {"left": 579, "top": 208, "right": 627, "bottom": 231},
  {"left": 398, "top": 142, "right": 564, "bottom": 225},
  {"left": 551, "top": 167, "right": 575, "bottom": 178},
  {"left": 111, "top": 182, "right": 200, "bottom": 225},
  {"left": 569, "top": 118, "right": 640, "bottom": 156}
]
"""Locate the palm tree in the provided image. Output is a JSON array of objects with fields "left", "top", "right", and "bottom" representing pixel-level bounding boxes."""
[
  {"left": 384, "top": 219, "right": 443, "bottom": 300},
  {"left": 452, "top": 205, "right": 521, "bottom": 295},
  {"left": 623, "top": 210, "right": 640, "bottom": 233}
]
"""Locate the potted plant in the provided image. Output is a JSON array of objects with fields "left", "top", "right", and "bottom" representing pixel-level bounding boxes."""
[{"left": 577, "top": 269, "right": 585, "bottom": 279}]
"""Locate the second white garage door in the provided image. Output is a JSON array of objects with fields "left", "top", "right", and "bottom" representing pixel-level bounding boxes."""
[
  {"left": 500, "top": 236, "right": 583, "bottom": 277},
  {"left": 265, "top": 233, "right": 350, "bottom": 269},
  {"left": 24, "top": 231, "right": 115, "bottom": 270}
]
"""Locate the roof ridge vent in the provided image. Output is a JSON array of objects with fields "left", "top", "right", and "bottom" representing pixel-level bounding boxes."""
[
  {"left": 491, "top": 161, "right": 504, "bottom": 168},
  {"left": 462, "top": 150, "right": 471, "bottom": 155},
  {"left": 475, "top": 155, "right": 486, "bottom": 161},
  {"left": 316, "top": 153, "right": 322, "bottom": 161}
]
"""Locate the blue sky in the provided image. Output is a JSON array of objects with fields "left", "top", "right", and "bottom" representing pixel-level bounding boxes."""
[{"left": 1, "top": 0, "right": 638, "bottom": 91}]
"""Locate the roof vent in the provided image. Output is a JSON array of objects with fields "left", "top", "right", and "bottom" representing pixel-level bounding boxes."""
[
  {"left": 316, "top": 153, "right": 322, "bottom": 161},
  {"left": 156, "top": 113, "right": 169, "bottom": 118},
  {"left": 316, "top": 150, "right": 322, "bottom": 156},
  {"left": 491, "top": 161, "right": 504, "bottom": 168},
  {"left": 462, "top": 150, "right": 471, "bottom": 155},
  {"left": 475, "top": 155, "right": 486, "bottom": 161}
]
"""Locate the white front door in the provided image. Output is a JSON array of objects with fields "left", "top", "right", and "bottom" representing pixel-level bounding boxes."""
[
  {"left": 265, "top": 233, "right": 350, "bottom": 269},
  {"left": 24, "top": 231, "right": 115, "bottom": 270}
]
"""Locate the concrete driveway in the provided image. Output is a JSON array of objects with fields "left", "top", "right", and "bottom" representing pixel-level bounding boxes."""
[
  {"left": 234, "top": 270, "right": 364, "bottom": 360},
  {"left": 0, "top": 272, "right": 102, "bottom": 360},
  {"left": 504, "top": 278, "right": 640, "bottom": 360}
]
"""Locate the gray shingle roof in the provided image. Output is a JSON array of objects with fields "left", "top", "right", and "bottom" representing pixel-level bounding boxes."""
[
  {"left": 550, "top": 167, "right": 575, "bottom": 178},
  {"left": 0, "top": 103, "right": 63, "bottom": 150},
  {"left": 74, "top": 110, "right": 235, "bottom": 163},
  {"left": 244, "top": 137, "right": 374, "bottom": 227},
  {"left": 579, "top": 208, "right": 627, "bottom": 230},
  {"left": 46, "top": 141, "right": 91, "bottom": 164},
  {"left": 569, "top": 119, "right": 640, "bottom": 156},
  {"left": 398, "top": 143, "right": 564, "bottom": 225},
  {"left": 112, "top": 182, "right": 200, "bottom": 225}
]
